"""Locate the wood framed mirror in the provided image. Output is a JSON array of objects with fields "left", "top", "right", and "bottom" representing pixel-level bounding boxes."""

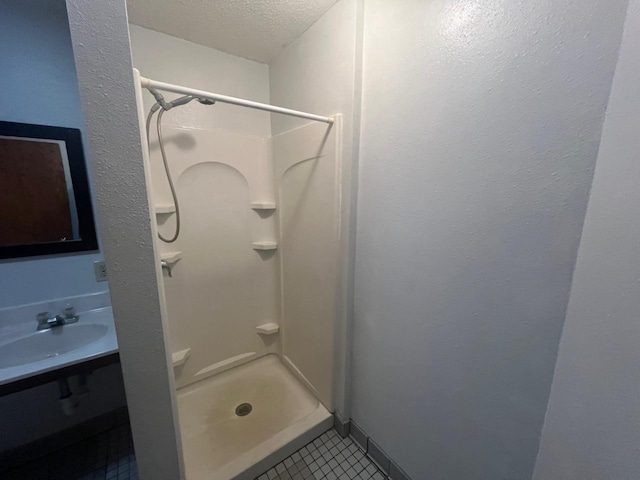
[{"left": 0, "top": 121, "right": 98, "bottom": 259}]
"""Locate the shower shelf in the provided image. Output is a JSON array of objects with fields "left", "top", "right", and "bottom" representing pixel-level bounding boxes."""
[
  {"left": 161, "top": 251, "right": 182, "bottom": 263},
  {"left": 155, "top": 204, "right": 176, "bottom": 215},
  {"left": 172, "top": 348, "right": 191, "bottom": 367},
  {"left": 250, "top": 201, "right": 276, "bottom": 210},
  {"left": 252, "top": 241, "right": 278, "bottom": 251},
  {"left": 256, "top": 323, "right": 279, "bottom": 335}
]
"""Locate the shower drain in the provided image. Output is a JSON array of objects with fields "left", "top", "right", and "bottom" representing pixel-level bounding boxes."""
[{"left": 235, "top": 403, "right": 253, "bottom": 417}]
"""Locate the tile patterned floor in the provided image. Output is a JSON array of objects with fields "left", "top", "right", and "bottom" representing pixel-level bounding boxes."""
[
  {"left": 4, "top": 424, "right": 381, "bottom": 480},
  {"left": 2, "top": 423, "right": 138, "bottom": 480},
  {"left": 256, "top": 429, "right": 388, "bottom": 480}
]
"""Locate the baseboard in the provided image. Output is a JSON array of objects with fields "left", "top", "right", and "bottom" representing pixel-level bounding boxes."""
[
  {"left": 349, "top": 420, "right": 413, "bottom": 480},
  {"left": 333, "top": 412, "right": 351, "bottom": 438},
  {"left": 0, "top": 406, "right": 129, "bottom": 474}
]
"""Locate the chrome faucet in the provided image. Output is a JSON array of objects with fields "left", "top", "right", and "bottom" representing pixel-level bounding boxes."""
[
  {"left": 36, "top": 306, "right": 80, "bottom": 331},
  {"left": 161, "top": 260, "right": 173, "bottom": 277},
  {"left": 36, "top": 312, "right": 65, "bottom": 330}
]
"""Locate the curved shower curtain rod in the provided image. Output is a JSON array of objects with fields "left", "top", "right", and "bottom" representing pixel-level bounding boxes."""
[{"left": 139, "top": 76, "right": 334, "bottom": 125}]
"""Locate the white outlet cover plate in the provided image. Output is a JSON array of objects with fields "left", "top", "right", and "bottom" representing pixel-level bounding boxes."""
[{"left": 94, "top": 261, "right": 108, "bottom": 282}]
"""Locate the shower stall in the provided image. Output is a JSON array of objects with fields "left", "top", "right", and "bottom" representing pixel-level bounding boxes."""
[{"left": 132, "top": 68, "right": 349, "bottom": 479}]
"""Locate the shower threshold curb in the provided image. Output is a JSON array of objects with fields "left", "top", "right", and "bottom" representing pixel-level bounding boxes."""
[{"left": 224, "top": 407, "right": 333, "bottom": 480}]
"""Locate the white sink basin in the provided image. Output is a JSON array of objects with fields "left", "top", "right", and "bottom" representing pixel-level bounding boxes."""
[
  {"left": 0, "top": 304, "right": 118, "bottom": 386},
  {"left": 0, "top": 324, "right": 108, "bottom": 369}
]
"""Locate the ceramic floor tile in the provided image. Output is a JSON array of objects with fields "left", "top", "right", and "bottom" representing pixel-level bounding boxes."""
[
  {"left": 255, "top": 429, "right": 388, "bottom": 480},
  {"left": 2, "top": 423, "right": 137, "bottom": 480}
]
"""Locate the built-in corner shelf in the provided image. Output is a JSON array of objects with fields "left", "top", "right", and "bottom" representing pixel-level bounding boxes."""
[
  {"left": 256, "top": 323, "right": 279, "bottom": 335},
  {"left": 161, "top": 251, "right": 182, "bottom": 263},
  {"left": 252, "top": 241, "right": 278, "bottom": 251},
  {"left": 172, "top": 348, "right": 191, "bottom": 367},
  {"left": 250, "top": 201, "right": 276, "bottom": 211},
  {"left": 155, "top": 204, "right": 176, "bottom": 215}
]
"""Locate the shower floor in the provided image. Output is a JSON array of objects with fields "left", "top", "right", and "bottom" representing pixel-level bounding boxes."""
[{"left": 177, "top": 354, "right": 333, "bottom": 480}]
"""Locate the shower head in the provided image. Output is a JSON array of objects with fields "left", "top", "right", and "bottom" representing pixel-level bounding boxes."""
[
  {"left": 148, "top": 89, "right": 189, "bottom": 111},
  {"left": 169, "top": 96, "right": 195, "bottom": 108},
  {"left": 147, "top": 86, "right": 215, "bottom": 110}
]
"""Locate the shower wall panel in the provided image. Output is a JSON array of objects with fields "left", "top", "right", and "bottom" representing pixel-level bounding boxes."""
[
  {"left": 275, "top": 121, "right": 340, "bottom": 410},
  {"left": 148, "top": 126, "right": 280, "bottom": 388}
]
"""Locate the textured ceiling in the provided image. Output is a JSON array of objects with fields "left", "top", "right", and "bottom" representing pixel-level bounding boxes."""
[{"left": 126, "top": 0, "right": 339, "bottom": 63}]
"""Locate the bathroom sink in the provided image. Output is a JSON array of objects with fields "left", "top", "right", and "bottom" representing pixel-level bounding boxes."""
[
  {"left": 0, "top": 299, "right": 118, "bottom": 388},
  {"left": 0, "top": 324, "right": 109, "bottom": 369}
]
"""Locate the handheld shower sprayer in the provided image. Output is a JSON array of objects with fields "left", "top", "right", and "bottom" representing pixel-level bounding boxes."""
[
  {"left": 145, "top": 90, "right": 215, "bottom": 243},
  {"left": 149, "top": 88, "right": 215, "bottom": 111}
]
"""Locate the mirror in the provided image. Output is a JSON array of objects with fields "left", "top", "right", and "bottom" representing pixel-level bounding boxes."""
[{"left": 0, "top": 121, "right": 98, "bottom": 259}]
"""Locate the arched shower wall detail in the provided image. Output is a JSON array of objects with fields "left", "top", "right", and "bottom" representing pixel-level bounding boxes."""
[
  {"left": 148, "top": 125, "right": 279, "bottom": 256},
  {"left": 146, "top": 115, "right": 347, "bottom": 407},
  {"left": 147, "top": 124, "right": 281, "bottom": 389}
]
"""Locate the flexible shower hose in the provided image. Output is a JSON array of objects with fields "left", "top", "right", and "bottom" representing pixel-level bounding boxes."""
[{"left": 146, "top": 105, "right": 181, "bottom": 243}]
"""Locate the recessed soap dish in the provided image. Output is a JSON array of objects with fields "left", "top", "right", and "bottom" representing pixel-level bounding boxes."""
[{"left": 256, "top": 323, "right": 279, "bottom": 335}]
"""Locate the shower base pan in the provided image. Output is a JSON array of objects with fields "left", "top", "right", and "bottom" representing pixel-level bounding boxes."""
[{"left": 177, "top": 354, "right": 332, "bottom": 480}]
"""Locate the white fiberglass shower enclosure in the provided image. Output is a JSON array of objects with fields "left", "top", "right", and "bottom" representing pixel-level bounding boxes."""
[{"left": 133, "top": 67, "right": 348, "bottom": 479}]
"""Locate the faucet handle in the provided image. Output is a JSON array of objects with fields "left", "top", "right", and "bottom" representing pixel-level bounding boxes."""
[
  {"left": 63, "top": 305, "right": 79, "bottom": 323},
  {"left": 36, "top": 311, "right": 51, "bottom": 325},
  {"left": 161, "top": 260, "right": 173, "bottom": 278},
  {"left": 36, "top": 312, "right": 64, "bottom": 330}
]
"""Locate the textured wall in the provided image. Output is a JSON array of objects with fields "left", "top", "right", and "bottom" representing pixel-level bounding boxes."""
[
  {"left": 66, "top": 1, "right": 184, "bottom": 478},
  {"left": 127, "top": 0, "right": 339, "bottom": 62},
  {"left": 533, "top": 1, "right": 640, "bottom": 478},
  {"left": 352, "top": 1, "right": 628, "bottom": 479},
  {"left": 0, "top": 0, "right": 106, "bottom": 308}
]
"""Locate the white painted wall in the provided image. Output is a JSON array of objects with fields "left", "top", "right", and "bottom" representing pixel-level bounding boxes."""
[
  {"left": 533, "top": 2, "right": 640, "bottom": 478},
  {"left": 352, "top": 1, "right": 628, "bottom": 479},
  {"left": 269, "top": 0, "right": 362, "bottom": 417},
  {"left": 129, "top": 25, "right": 271, "bottom": 137},
  {"left": 269, "top": 0, "right": 358, "bottom": 137},
  {"left": 127, "top": 0, "right": 340, "bottom": 64},
  {"left": 0, "top": 0, "right": 106, "bottom": 308},
  {"left": 67, "top": 2, "right": 184, "bottom": 478}
]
